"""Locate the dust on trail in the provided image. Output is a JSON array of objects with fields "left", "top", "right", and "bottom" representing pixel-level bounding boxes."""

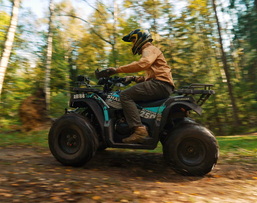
[{"left": 0, "top": 146, "right": 257, "bottom": 203}]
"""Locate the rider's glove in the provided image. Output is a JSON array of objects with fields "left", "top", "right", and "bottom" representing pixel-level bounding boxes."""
[
  {"left": 125, "top": 76, "right": 136, "bottom": 83},
  {"left": 95, "top": 68, "right": 117, "bottom": 78},
  {"left": 106, "top": 68, "right": 117, "bottom": 76},
  {"left": 135, "top": 76, "right": 145, "bottom": 83}
]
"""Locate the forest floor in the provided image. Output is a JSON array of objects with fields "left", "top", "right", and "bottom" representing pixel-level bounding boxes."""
[{"left": 1, "top": 143, "right": 257, "bottom": 203}]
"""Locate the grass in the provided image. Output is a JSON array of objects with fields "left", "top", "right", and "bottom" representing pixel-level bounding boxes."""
[
  {"left": 1, "top": 129, "right": 257, "bottom": 163},
  {"left": 0, "top": 129, "right": 49, "bottom": 148},
  {"left": 217, "top": 135, "right": 257, "bottom": 152},
  {"left": 216, "top": 135, "right": 257, "bottom": 163}
]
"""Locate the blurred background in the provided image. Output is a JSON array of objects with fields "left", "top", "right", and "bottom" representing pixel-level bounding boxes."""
[{"left": 0, "top": 0, "right": 257, "bottom": 135}]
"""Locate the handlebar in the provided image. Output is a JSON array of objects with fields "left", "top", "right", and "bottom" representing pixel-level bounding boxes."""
[
  {"left": 75, "top": 70, "right": 215, "bottom": 105},
  {"left": 95, "top": 68, "right": 114, "bottom": 79},
  {"left": 95, "top": 69, "right": 133, "bottom": 87},
  {"left": 97, "top": 76, "right": 126, "bottom": 85}
]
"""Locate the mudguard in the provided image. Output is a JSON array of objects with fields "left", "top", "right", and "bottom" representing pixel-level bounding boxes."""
[
  {"left": 160, "top": 101, "right": 202, "bottom": 129},
  {"left": 70, "top": 98, "right": 105, "bottom": 136}
]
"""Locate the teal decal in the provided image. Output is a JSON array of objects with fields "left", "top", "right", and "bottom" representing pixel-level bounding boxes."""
[
  {"left": 144, "top": 105, "right": 166, "bottom": 113},
  {"left": 103, "top": 106, "right": 109, "bottom": 121}
]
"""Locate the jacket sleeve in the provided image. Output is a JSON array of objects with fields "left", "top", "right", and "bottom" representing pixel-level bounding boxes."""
[{"left": 116, "top": 47, "right": 159, "bottom": 73}]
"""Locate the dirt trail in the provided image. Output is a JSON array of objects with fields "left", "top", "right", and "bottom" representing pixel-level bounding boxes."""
[{"left": 0, "top": 146, "right": 257, "bottom": 203}]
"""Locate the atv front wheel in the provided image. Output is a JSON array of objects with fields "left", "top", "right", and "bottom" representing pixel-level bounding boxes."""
[
  {"left": 163, "top": 124, "right": 219, "bottom": 176},
  {"left": 48, "top": 113, "right": 98, "bottom": 166}
]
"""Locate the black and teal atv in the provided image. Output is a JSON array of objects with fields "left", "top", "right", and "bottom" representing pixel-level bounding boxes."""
[{"left": 48, "top": 69, "right": 219, "bottom": 176}]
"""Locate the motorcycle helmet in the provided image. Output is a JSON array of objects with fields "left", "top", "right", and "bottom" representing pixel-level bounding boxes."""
[{"left": 122, "top": 29, "right": 153, "bottom": 55}]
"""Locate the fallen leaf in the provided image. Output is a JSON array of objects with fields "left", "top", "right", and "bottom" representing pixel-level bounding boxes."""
[
  {"left": 120, "top": 199, "right": 129, "bottom": 203},
  {"left": 133, "top": 191, "right": 140, "bottom": 195},
  {"left": 23, "top": 190, "right": 33, "bottom": 195},
  {"left": 0, "top": 189, "right": 10, "bottom": 192},
  {"left": 51, "top": 196, "right": 63, "bottom": 201},
  {"left": 174, "top": 191, "right": 182, "bottom": 194},
  {"left": 92, "top": 196, "right": 101, "bottom": 200},
  {"left": 0, "top": 193, "right": 13, "bottom": 197},
  {"left": 213, "top": 175, "right": 222, "bottom": 178}
]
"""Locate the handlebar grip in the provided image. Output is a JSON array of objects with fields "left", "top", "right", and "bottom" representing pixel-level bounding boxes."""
[{"left": 95, "top": 68, "right": 116, "bottom": 79}]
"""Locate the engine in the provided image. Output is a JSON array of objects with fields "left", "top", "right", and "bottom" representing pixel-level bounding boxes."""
[{"left": 113, "top": 118, "right": 132, "bottom": 142}]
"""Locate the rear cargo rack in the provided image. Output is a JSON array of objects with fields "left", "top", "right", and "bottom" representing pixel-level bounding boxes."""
[{"left": 175, "top": 83, "right": 215, "bottom": 106}]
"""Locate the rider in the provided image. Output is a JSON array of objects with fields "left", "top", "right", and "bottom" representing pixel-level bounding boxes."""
[{"left": 107, "top": 29, "right": 175, "bottom": 144}]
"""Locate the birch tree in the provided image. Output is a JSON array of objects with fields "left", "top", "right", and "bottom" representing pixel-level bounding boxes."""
[
  {"left": 45, "top": 0, "right": 54, "bottom": 112},
  {"left": 0, "top": 0, "right": 21, "bottom": 97}
]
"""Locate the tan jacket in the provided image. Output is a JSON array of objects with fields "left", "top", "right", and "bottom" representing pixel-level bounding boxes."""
[{"left": 116, "top": 42, "right": 175, "bottom": 87}]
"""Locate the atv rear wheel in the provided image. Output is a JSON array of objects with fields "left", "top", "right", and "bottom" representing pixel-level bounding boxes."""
[
  {"left": 163, "top": 124, "right": 218, "bottom": 176},
  {"left": 48, "top": 113, "right": 98, "bottom": 166}
]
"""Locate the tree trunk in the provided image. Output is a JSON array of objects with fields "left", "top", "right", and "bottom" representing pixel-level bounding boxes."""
[
  {"left": 45, "top": 0, "right": 54, "bottom": 112},
  {"left": 112, "top": 0, "right": 118, "bottom": 67},
  {"left": 212, "top": 0, "right": 240, "bottom": 126},
  {"left": 0, "top": 0, "right": 21, "bottom": 97}
]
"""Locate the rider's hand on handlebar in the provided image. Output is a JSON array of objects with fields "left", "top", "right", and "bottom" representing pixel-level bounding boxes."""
[
  {"left": 135, "top": 76, "right": 145, "bottom": 83},
  {"left": 107, "top": 67, "right": 117, "bottom": 76},
  {"left": 95, "top": 68, "right": 116, "bottom": 78},
  {"left": 125, "top": 76, "right": 136, "bottom": 83}
]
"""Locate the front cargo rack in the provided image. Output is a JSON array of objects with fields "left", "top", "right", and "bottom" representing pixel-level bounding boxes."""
[{"left": 175, "top": 83, "right": 215, "bottom": 106}]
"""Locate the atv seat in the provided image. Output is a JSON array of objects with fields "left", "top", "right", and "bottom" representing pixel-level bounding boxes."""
[{"left": 136, "top": 98, "right": 167, "bottom": 108}]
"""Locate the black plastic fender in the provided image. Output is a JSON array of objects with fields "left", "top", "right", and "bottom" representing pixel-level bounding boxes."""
[
  {"left": 160, "top": 101, "right": 202, "bottom": 130},
  {"left": 70, "top": 98, "right": 105, "bottom": 138}
]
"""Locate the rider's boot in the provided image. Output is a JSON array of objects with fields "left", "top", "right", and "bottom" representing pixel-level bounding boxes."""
[{"left": 122, "top": 126, "right": 149, "bottom": 144}]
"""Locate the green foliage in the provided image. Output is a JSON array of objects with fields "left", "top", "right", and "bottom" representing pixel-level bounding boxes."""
[
  {"left": 50, "top": 30, "right": 70, "bottom": 92},
  {"left": 76, "top": 31, "right": 106, "bottom": 77},
  {"left": 49, "top": 92, "right": 69, "bottom": 118},
  {"left": 0, "top": 59, "right": 36, "bottom": 128},
  {"left": 161, "top": 0, "right": 219, "bottom": 86},
  {"left": 0, "top": 11, "right": 10, "bottom": 52},
  {"left": 1, "top": 0, "right": 257, "bottom": 135}
]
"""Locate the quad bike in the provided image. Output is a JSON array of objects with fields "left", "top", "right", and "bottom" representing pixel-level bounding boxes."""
[{"left": 48, "top": 69, "right": 219, "bottom": 176}]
